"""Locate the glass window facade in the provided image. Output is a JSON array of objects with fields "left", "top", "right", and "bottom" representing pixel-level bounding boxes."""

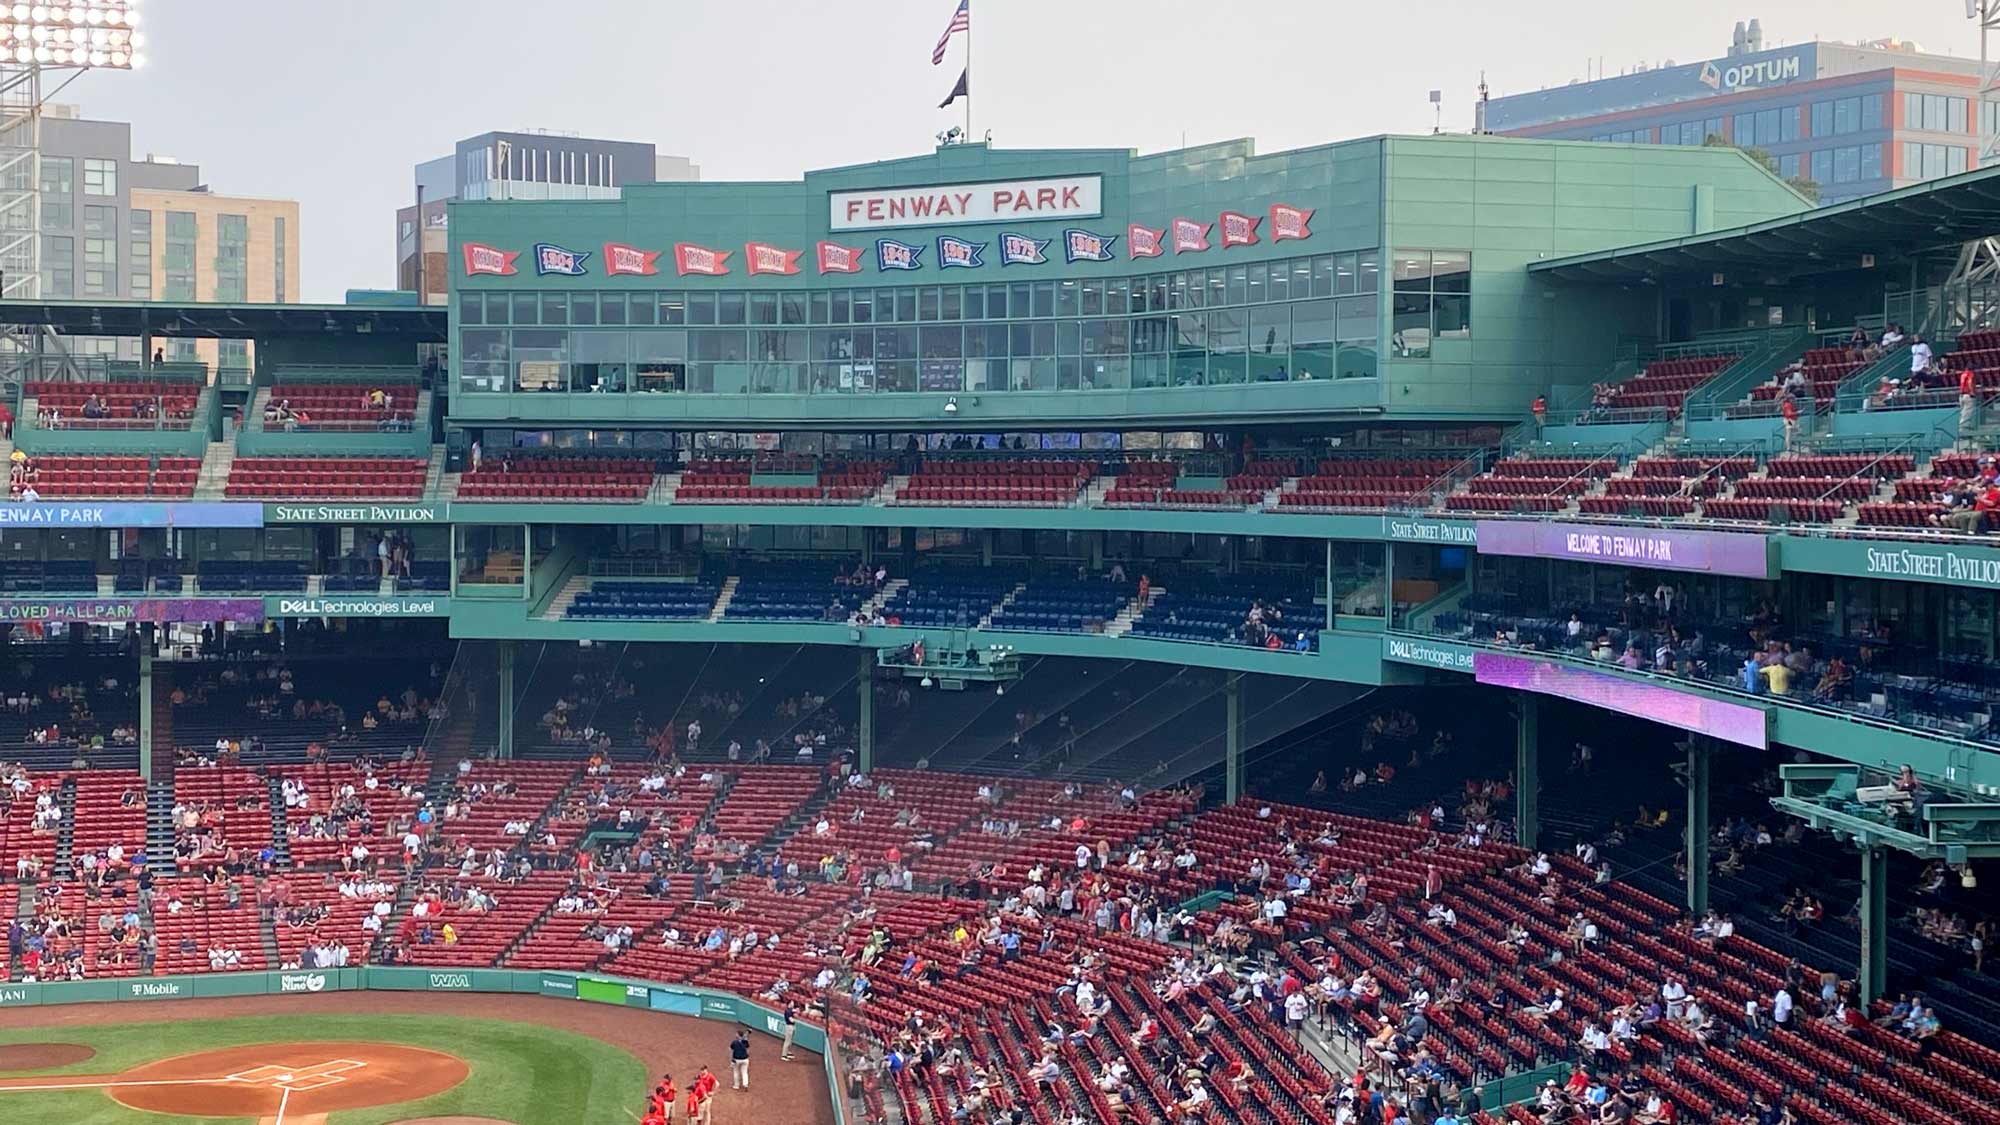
[
  {"left": 39, "top": 155, "right": 71, "bottom": 231},
  {"left": 1810, "top": 94, "right": 1882, "bottom": 138},
  {"left": 129, "top": 209, "right": 151, "bottom": 299},
  {"left": 215, "top": 213, "right": 248, "bottom": 302},
  {"left": 1904, "top": 142, "right": 1969, "bottom": 182},
  {"left": 1904, "top": 92, "right": 1968, "bottom": 133},
  {"left": 82, "top": 234, "right": 115, "bottom": 297},
  {"left": 1388, "top": 249, "right": 1469, "bottom": 359},
  {"left": 40, "top": 234, "right": 71, "bottom": 297},
  {"left": 82, "top": 157, "right": 116, "bottom": 196},
  {"left": 164, "top": 211, "right": 196, "bottom": 301},
  {"left": 457, "top": 251, "right": 1383, "bottom": 396}
]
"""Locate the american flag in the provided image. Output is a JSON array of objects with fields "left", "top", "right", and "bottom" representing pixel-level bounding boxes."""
[{"left": 932, "top": 0, "right": 969, "bottom": 65}]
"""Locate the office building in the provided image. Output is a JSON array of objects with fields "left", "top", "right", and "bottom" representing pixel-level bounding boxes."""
[
  {"left": 396, "top": 130, "right": 699, "bottom": 305},
  {"left": 1487, "top": 21, "right": 1984, "bottom": 202},
  {"left": 30, "top": 104, "right": 300, "bottom": 368}
]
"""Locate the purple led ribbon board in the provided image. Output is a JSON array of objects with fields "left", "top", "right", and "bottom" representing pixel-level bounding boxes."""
[
  {"left": 1474, "top": 651, "right": 1769, "bottom": 749},
  {"left": 1473, "top": 521, "right": 1773, "bottom": 579},
  {"left": 0, "top": 598, "right": 265, "bottom": 624}
]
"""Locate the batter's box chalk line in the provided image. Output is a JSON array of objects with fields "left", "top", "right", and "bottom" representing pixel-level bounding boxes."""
[{"left": 225, "top": 1059, "right": 369, "bottom": 1091}]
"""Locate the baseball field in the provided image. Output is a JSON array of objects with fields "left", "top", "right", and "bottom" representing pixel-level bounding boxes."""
[{"left": 0, "top": 991, "right": 838, "bottom": 1124}]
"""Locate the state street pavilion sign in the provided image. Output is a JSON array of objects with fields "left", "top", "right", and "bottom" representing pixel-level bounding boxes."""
[{"left": 830, "top": 175, "right": 1103, "bottom": 231}]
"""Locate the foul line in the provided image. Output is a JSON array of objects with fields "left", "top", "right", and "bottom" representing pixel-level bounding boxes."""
[
  {"left": 0, "top": 1076, "right": 244, "bottom": 1093},
  {"left": 274, "top": 1084, "right": 292, "bottom": 1125}
]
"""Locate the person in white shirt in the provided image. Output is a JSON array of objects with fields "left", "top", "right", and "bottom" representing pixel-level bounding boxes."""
[
  {"left": 1910, "top": 336, "right": 1932, "bottom": 374},
  {"left": 1661, "top": 977, "right": 1689, "bottom": 1019},
  {"left": 1772, "top": 987, "right": 1794, "bottom": 1027}
]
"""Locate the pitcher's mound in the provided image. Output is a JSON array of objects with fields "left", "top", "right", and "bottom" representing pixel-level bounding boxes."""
[{"left": 0, "top": 1043, "right": 94, "bottom": 1071}]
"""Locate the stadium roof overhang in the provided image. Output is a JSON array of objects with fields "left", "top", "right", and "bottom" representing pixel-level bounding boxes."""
[
  {"left": 1530, "top": 165, "right": 2000, "bottom": 285},
  {"left": 0, "top": 298, "right": 446, "bottom": 341}
]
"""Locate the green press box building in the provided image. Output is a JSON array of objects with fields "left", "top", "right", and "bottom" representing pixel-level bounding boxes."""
[{"left": 443, "top": 133, "right": 1813, "bottom": 428}]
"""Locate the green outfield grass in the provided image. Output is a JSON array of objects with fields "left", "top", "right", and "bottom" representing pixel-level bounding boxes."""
[{"left": 0, "top": 1012, "right": 648, "bottom": 1125}]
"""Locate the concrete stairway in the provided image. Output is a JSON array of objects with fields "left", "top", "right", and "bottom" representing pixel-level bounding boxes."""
[
  {"left": 978, "top": 582, "right": 1028, "bottom": 628},
  {"left": 705, "top": 576, "right": 740, "bottom": 622},
  {"left": 192, "top": 433, "right": 238, "bottom": 500},
  {"left": 422, "top": 445, "right": 447, "bottom": 499},
  {"left": 539, "top": 573, "right": 592, "bottom": 620},
  {"left": 1103, "top": 586, "right": 1163, "bottom": 638},
  {"left": 856, "top": 578, "right": 907, "bottom": 619}
]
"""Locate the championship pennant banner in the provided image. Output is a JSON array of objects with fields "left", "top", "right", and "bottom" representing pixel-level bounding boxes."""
[{"left": 462, "top": 200, "right": 1317, "bottom": 278}]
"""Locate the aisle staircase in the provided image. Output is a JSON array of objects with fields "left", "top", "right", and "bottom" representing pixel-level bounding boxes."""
[{"left": 192, "top": 433, "right": 238, "bottom": 500}]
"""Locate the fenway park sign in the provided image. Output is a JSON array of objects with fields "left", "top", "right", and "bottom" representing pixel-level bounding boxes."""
[{"left": 829, "top": 175, "right": 1102, "bottom": 231}]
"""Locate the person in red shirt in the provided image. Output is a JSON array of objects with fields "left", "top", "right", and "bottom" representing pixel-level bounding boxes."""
[
  {"left": 693, "top": 1066, "right": 718, "bottom": 1099},
  {"left": 1963, "top": 362, "right": 1980, "bottom": 429},
  {"left": 1780, "top": 395, "right": 1799, "bottom": 452},
  {"left": 685, "top": 1087, "right": 705, "bottom": 1124},
  {"left": 656, "top": 1076, "right": 677, "bottom": 1122}
]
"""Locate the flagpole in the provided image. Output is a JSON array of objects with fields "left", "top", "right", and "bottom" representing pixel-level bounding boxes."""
[{"left": 964, "top": 0, "right": 973, "bottom": 139}]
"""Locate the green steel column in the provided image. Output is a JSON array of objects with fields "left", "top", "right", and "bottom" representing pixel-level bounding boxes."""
[
  {"left": 496, "top": 641, "right": 515, "bottom": 761},
  {"left": 857, "top": 650, "right": 876, "bottom": 774},
  {"left": 1686, "top": 738, "right": 1711, "bottom": 915},
  {"left": 1324, "top": 541, "right": 1335, "bottom": 632},
  {"left": 137, "top": 628, "right": 154, "bottom": 785},
  {"left": 1516, "top": 697, "right": 1538, "bottom": 851},
  {"left": 1859, "top": 846, "right": 1889, "bottom": 1003},
  {"left": 1382, "top": 543, "right": 1396, "bottom": 626},
  {"left": 1224, "top": 671, "right": 1244, "bottom": 805}
]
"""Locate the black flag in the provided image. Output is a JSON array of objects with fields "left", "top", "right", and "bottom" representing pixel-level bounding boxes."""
[{"left": 938, "top": 68, "right": 968, "bottom": 108}]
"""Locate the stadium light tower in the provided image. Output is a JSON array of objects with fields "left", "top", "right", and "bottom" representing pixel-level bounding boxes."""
[{"left": 0, "top": 0, "right": 146, "bottom": 373}]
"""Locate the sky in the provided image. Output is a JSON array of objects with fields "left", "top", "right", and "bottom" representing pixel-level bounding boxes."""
[{"left": 55, "top": 0, "right": 1990, "bottom": 301}]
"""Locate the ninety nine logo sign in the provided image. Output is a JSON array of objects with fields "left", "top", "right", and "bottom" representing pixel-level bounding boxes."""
[
  {"left": 428, "top": 972, "right": 474, "bottom": 990},
  {"left": 461, "top": 243, "right": 519, "bottom": 276},
  {"left": 816, "top": 241, "right": 866, "bottom": 274},
  {"left": 1171, "top": 218, "right": 1211, "bottom": 253},
  {"left": 1219, "top": 211, "right": 1261, "bottom": 248},
  {"left": 1128, "top": 224, "right": 1164, "bottom": 259},
  {"left": 999, "top": 233, "right": 1049, "bottom": 265},
  {"left": 745, "top": 242, "right": 802, "bottom": 276},
  {"left": 603, "top": 243, "right": 662, "bottom": 276},
  {"left": 533, "top": 243, "right": 590, "bottom": 276},
  {"left": 1270, "top": 204, "right": 1314, "bottom": 241},
  {"left": 279, "top": 972, "right": 328, "bottom": 994},
  {"left": 876, "top": 239, "right": 924, "bottom": 271},
  {"left": 674, "top": 243, "right": 731, "bottom": 277}
]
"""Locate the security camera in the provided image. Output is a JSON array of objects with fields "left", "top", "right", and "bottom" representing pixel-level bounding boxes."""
[{"left": 943, "top": 397, "right": 959, "bottom": 415}]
